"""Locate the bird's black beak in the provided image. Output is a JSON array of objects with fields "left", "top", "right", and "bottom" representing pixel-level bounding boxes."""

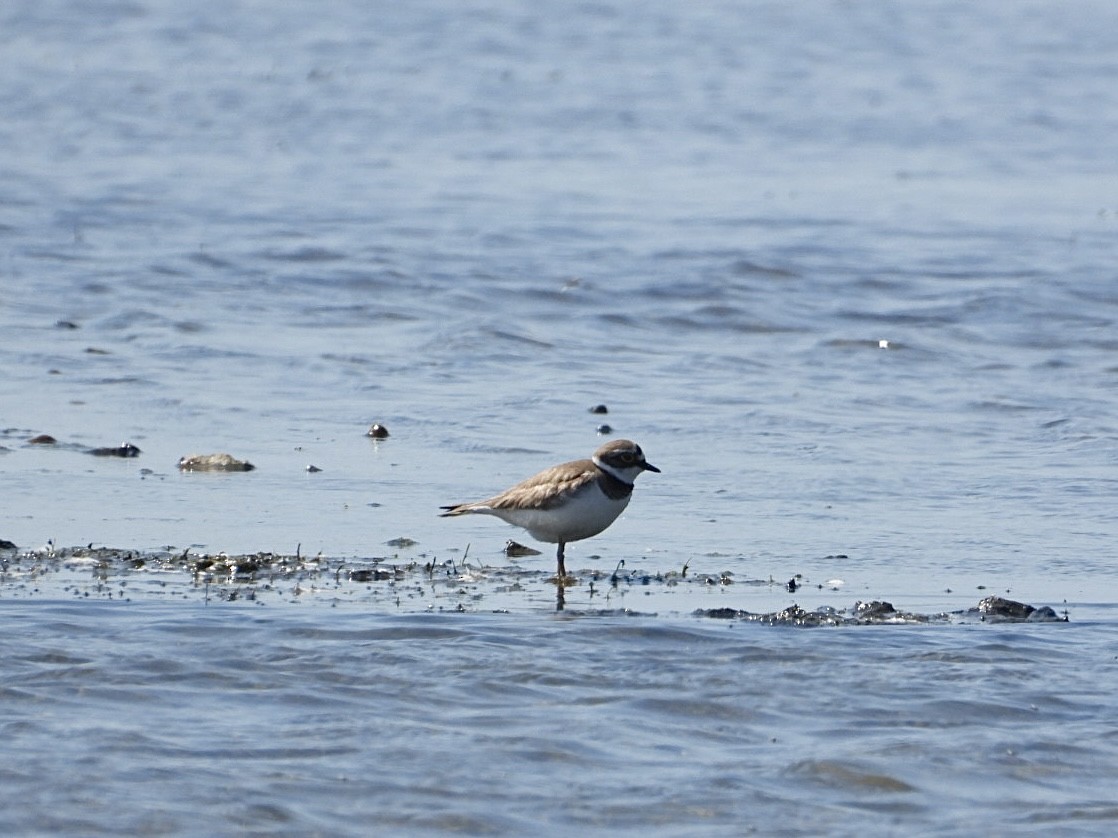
[{"left": 642, "top": 461, "right": 661, "bottom": 473}]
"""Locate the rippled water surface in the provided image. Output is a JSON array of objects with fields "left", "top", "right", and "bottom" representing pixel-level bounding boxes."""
[
  {"left": 2, "top": 0, "right": 1117, "bottom": 834},
  {"left": 4, "top": 601, "right": 1118, "bottom": 836}
]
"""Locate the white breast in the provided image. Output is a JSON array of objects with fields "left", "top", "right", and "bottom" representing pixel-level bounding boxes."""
[{"left": 492, "top": 483, "right": 631, "bottom": 544}]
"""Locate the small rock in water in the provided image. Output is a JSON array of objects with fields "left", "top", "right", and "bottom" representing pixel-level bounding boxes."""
[
  {"left": 385, "top": 537, "right": 417, "bottom": 548},
  {"left": 306, "top": 464, "right": 322, "bottom": 473},
  {"left": 978, "top": 596, "right": 1033, "bottom": 619},
  {"left": 28, "top": 434, "right": 57, "bottom": 445},
  {"left": 977, "top": 595, "right": 1064, "bottom": 622},
  {"left": 177, "top": 453, "right": 256, "bottom": 472},
  {"left": 504, "top": 540, "right": 541, "bottom": 557},
  {"left": 0, "top": 539, "right": 17, "bottom": 550},
  {"left": 88, "top": 442, "right": 141, "bottom": 457},
  {"left": 596, "top": 424, "right": 613, "bottom": 435},
  {"left": 366, "top": 423, "right": 390, "bottom": 439},
  {"left": 853, "top": 600, "right": 897, "bottom": 619},
  {"left": 589, "top": 404, "right": 609, "bottom": 414}
]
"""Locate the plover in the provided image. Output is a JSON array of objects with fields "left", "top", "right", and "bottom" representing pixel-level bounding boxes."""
[{"left": 440, "top": 439, "right": 659, "bottom": 578}]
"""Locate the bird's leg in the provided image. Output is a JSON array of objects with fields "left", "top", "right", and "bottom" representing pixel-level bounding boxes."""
[{"left": 556, "top": 542, "right": 567, "bottom": 579}]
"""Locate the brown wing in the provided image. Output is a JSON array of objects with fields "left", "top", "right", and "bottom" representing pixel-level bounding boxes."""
[
  {"left": 441, "top": 458, "right": 597, "bottom": 515},
  {"left": 486, "top": 459, "right": 598, "bottom": 511}
]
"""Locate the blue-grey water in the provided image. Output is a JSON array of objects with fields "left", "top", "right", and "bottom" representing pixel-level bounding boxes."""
[{"left": 2, "top": 1, "right": 1118, "bottom": 834}]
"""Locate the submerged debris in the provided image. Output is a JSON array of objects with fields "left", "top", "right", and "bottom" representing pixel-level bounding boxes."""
[
  {"left": 178, "top": 453, "right": 256, "bottom": 472},
  {"left": 88, "top": 442, "right": 142, "bottom": 457},
  {"left": 698, "top": 605, "right": 850, "bottom": 626},
  {"left": 697, "top": 596, "right": 1065, "bottom": 626},
  {"left": 19, "top": 435, "right": 141, "bottom": 458},
  {"left": 345, "top": 565, "right": 399, "bottom": 582}
]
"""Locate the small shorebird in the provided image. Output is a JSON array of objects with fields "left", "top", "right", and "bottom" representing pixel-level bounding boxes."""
[{"left": 440, "top": 439, "right": 660, "bottom": 578}]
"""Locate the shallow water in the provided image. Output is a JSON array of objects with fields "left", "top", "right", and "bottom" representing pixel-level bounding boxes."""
[{"left": 2, "top": 0, "right": 1118, "bottom": 834}]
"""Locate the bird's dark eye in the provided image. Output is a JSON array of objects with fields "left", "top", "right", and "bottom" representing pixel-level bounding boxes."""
[{"left": 621, "top": 452, "right": 635, "bottom": 463}]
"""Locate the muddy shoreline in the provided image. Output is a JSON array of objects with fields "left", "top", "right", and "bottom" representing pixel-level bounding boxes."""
[{"left": 0, "top": 544, "right": 1066, "bottom": 623}]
